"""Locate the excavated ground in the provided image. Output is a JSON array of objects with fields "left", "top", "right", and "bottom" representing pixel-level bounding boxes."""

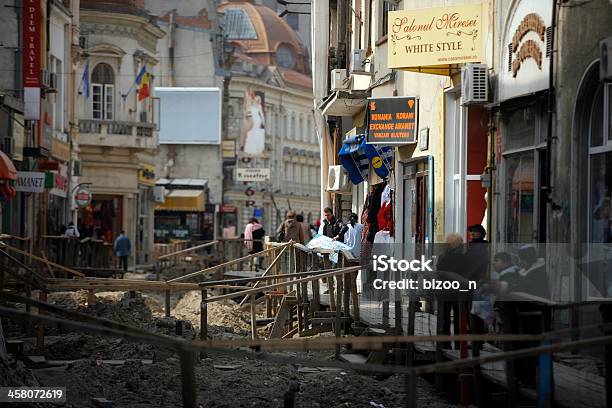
[{"left": 0, "top": 265, "right": 459, "bottom": 408}]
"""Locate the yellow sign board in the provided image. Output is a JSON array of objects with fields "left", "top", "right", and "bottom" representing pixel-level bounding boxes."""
[
  {"left": 388, "top": 4, "right": 483, "bottom": 70},
  {"left": 139, "top": 163, "right": 156, "bottom": 186}
]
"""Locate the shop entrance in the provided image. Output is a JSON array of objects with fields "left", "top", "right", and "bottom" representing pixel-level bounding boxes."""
[
  {"left": 79, "top": 195, "right": 123, "bottom": 243},
  {"left": 402, "top": 159, "right": 431, "bottom": 258}
]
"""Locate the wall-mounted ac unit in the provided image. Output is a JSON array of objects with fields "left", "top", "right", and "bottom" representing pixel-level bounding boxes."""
[
  {"left": 330, "top": 69, "right": 349, "bottom": 92},
  {"left": 153, "top": 186, "right": 166, "bottom": 203},
  {"left": 2, "top": 137, "right": 14, "bottom": 157},
  {"left": 351, "top": 49, "right": 367, "bottom": 73},
  {"left": 49, "top": 72, "right": 58, "bottom": 90},
  {"left": 327, "top": 165, "right": 351, "bottom": 193},
  {"left": 41, "top": 69, "right": 51, "bottom": 88},
  {"left": 600, "top": 36, "right": 612, "bottom": 80},
  {"left": 461, "top": 63, "right": 488, "bottom": 105}
]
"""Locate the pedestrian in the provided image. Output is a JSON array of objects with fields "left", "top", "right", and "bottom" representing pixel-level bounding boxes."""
[
  {"left": 276, "top": 211, "right": 305, "bottom": 244},
  {"left": 296, "top": 214, "right": 311, "bottom": 244},
  {"left": 318, "top": 207, "right": 345, "bottom": 241},
  {"left": 340, "top": 213, "right": 362, "bottom": 257},
  {"left": 114, "top": 230, "right": 131, "bottom": 272},
  {"left": 64, "top": 222, "right": 80, "bottom": 238},
  {"left": 436, "top": 233, "right": 465, "bottom": 349},
  {"left": 310, "top": 220, "right": 321, "bottom": 237},
  {"left": 244, "top": 218, "right": 265, "bottom": 270},
  {"left": 464, "top": 224, "right": 490, "bottom": 351}
]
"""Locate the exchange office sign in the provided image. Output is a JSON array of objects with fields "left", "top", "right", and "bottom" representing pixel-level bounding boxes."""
[
  {"left": 366, "top": 97, "right": 418, "bottom": 144},
  {"left": 15, "top": 171, "right": 45, "bottom": 193},
  {"left": 236, "top": 168, "right": 271, "bottom": 182},
  {"left": 388, "top": 4, "right": 482, "bottom": 69}
]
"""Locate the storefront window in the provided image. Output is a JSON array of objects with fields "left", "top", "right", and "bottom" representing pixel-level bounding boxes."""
[
  {"left": 505, "top": 154, "right": 535, "bottom": 243},
  {"left": 504, "top": 106, "right": 536, "bottom": 151},
  {"left": 589, "top": 83, "right": 612, "bottom": 244}
]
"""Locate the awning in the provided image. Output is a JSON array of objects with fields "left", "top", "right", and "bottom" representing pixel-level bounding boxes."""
[
  {"left": 156, "top": 178, "right": 208, "bottom": 188},
  {"left": 338, "top": 135, "right": 393, "bottom": 184},
  {"left": 0, "top": 151, "right": 17, "bottom": 181},
  {"left": 155, "top": 189, "right": 206, "bottom": 212},
  {"left": 320, "top": 91, "right": 367, "bottom": 117}
]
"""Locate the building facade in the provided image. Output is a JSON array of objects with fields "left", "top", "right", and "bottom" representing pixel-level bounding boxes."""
[
  {"left": 312, "top": 0, "right": 612, "bottom": 306},
  {"left": 77, "top": 0, "right": 164, "bottom": 265},
  {"left": 0, "top": 0, "right": 81, "bottom": 252},
  {"left": 219, "top": 0, "right": 320, "bottom": 236}
]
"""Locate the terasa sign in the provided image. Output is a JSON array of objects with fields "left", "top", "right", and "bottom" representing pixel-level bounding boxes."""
[{"left": 366, "top": 96, "right": 418, "bottom": 144}]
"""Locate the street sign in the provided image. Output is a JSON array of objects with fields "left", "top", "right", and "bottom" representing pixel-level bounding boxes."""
[
  {"left": 236, "top": 168, "right": 271, "bottom": 182},
  {"left": 15, "top": 172, "right": 45, "bottom": 193},
  {"left": 74, "top": 186, "right": 92, "bottom": 208}
]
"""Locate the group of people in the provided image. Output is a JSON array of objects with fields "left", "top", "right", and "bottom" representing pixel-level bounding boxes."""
[
  {"left": 59, "top": 222, "right": 132, "bottom": 272},
  {"left": 436, "top": 224, "right": 549, "bottom": 385}
]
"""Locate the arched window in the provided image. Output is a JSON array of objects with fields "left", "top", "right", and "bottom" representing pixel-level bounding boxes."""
[{"left": 91, "top": 63, "right": 115, "bottom": 120}]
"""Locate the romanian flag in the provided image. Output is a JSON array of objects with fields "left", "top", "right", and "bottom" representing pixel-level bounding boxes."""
[{"left": 136, "top": 65, "right": 149, "bottom": 101}]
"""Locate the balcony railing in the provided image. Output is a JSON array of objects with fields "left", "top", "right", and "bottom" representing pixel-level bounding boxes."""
[{"left": 78, "top": 119, "right": 157, "bottom": 149}]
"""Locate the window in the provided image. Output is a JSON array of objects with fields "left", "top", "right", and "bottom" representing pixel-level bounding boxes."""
[
  {"left": 381, "top": 1, "right": 397, "bottom": 38},
  {"left": 588, "top": 83, "right": 612, "bottom": 244},
  {"left": 501, "top": 103, "right": 547, "bottom": 243},
  {"left": 276, "top": 46, "right": 295, "bottom": 69},
  {"left": 91, "top": 63, "right": 115, "bottom": 120},
  {"left": 285, "top": 13, "right": 299, "bottom": 31},
  {"left": 225, "top": 9, "right": 258, "bottom": 40}
]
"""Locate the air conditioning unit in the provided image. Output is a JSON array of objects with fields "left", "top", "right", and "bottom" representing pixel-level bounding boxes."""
[
  {"left": 49, "top": 72, "right": 58, "bottom": 90},
  {"left": 600, "top": 36, "right": 612, "bottom": 80},
  {"left": 326, "top": 165, "right": 351, "bottom": 193},
  {"left": 2, "top": 137, "right": 14, "bottom": 157},
  {"left": 351, "top": 49, "right": 367, "bottom": 73},
  {"left": 153, "top": 186, "right": 166, "bottom": 203},
  {"left": 41, "top": 69, "right": 50, "bottom": 88},
  {"left": 461, "top": 63, "right": 488, "bottom": 105},
  {"left": 330, "top": 69, "right": 349, "bottom": 92}
]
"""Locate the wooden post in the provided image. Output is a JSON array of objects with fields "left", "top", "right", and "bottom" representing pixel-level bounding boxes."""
[
  {"left": 459, "top": 301, "right": 470, "bottom": 406},
  {"left": 382, "top": 301, "right": 390, "bottom": 327},
  {"left": 404, "top": 299, "right": 417, "bottom": 408},
  {"left": 323, "top": 254, "right": 335, "bottom": 311},
  {"left": 471, "top": 314, "right": 484, "bottom": 408},
  {"left": 250, "top": 294, "right": 257, "bottom": 340},
  {"left": 87, "top": 289, "right": 96, "bottom": 305},
  {"left": 200, "top": 290, "right": 207, "bottom": 341},
  {"left": 435, "top": 299, "right": 445, "bottom": 391},
  {"left": 395, "top": 300, "right": 403, "bottom": 365},
  {"left": 311, "top": 253, "right": 320, "bottom": 313},
  {"left": 351, "top": 271, "right": 359, "bottom": 324},
  {"left": 342, "top": 268, "right": 351, "bottom": 334},
  {"left": 266, "top": 294, "right": 272, "bottom": 318},
  {"left": 165, "top": 290, "right": 171, "bottom": 318},
  {"left": 36, "top": 291, "right": 47, "bottom": 354},
  {"left": 179, "top": 350, "right": 197, "bottom": 408},
  {"left": 600, "top": 304, "right": 612, "bottom": 408},
  {"left": 334, "top": 274, "right": 343, "bottom": 360},
  {"left": 537, "top": 306, "right": 553, "bottom": 408}
]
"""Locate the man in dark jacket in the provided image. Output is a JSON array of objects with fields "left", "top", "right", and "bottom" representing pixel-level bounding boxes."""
[{"left": 319, "top": 207, "right": 345, "bottom": 241}]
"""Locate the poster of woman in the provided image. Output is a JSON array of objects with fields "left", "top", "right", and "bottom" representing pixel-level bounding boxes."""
[{"left": 241, "top": 89, "right": 266, "bottom": 157}]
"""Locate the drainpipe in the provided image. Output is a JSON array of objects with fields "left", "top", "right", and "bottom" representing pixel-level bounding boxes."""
[{"left": 544, "top": 0, "right": 558, "bottom": 232}]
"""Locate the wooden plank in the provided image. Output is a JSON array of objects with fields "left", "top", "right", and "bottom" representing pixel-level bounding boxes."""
[
  {"left": 0, "top": 243, "right": 84, "bottom": 277},
  {"left": 270, "top": 294, "right": 295, "bottom": 338},
  {"left": 238, "top": 245, "right": 289, "bottom": 306}
]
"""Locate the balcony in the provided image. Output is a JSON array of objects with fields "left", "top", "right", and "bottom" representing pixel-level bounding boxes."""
[{"left": 78, "top": 119, "right": 157, "bottom": 150}]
